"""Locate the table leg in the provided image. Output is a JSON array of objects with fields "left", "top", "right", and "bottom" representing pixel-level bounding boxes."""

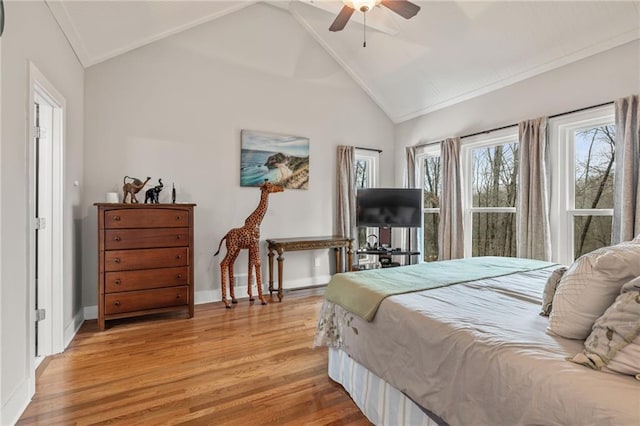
[
  {"left": 277, "top": 248, "right": 284, "bottom": 302},
  {"left": 347, "top": 240, "right": 353, "bottom": 272},
  {"left": 268, "top": 248, "right": 275, "bottom": 297}
]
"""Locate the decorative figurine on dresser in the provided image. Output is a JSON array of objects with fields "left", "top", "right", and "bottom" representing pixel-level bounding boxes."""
[
  {"left": 214, "top": 180, "right": 284, "bottom": 308},
  {"left": 94, "top": 202, "right": 196, "bottom": 330},
  {"left": 122, "top": 175, "right": 151, "bottom": 203},
  {"left": 144, "top": 178, "right": 164, "bottom": 204}
]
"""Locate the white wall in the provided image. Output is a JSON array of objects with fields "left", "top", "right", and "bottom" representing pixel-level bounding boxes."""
[
  {"left": 0, "top": 1, "right": 84, "bottom": 424},
  {"left": 394, "top": 39, "right": 640, "bottom": 182},
  {"left": 81, "top": 3, "right": 395, "bottom": 309}
]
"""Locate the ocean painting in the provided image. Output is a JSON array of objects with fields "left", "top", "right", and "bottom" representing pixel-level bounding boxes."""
[{"left": 240, "top": 130, "right": 310, "bottom": 190}]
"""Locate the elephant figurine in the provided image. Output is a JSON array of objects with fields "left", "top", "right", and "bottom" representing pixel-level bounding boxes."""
[{"left": 122, "top": 176, "right": 151, "bottom": 204}]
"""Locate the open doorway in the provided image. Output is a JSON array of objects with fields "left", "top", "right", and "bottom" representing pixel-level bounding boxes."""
[{"left": 28, "top": 63, "right": 64, "bottom": 368}]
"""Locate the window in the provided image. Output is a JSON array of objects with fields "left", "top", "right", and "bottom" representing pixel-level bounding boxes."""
[
  {"left": 463, "top": 131, "right": 519, "bottom": 258},
  {"left": 419, "top": 151, "right": 441, "bottom": 261},
  {"left": 550, "top": 105, "right": 615, "bottom": 265},
  {"left": 354, "top": 149, "right": 379, "bottom": 252}
]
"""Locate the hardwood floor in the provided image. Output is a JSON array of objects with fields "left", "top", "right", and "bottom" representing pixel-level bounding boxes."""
[{"left": 18, "top": 289, "right": 370, "bottom": 425}]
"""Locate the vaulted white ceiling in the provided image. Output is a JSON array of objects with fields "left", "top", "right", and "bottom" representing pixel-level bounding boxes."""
[{"left": 46, "top": 0, "right": 640, "bottom": 123}]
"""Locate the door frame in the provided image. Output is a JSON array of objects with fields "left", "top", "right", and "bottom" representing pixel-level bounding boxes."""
[{"left": 27, "top": 62, "right": 65, "bottom": 371}]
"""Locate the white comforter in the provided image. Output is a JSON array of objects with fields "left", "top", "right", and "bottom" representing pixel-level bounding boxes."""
[{"left": 315, "top": 266, "right": 640, "bottom": 425}]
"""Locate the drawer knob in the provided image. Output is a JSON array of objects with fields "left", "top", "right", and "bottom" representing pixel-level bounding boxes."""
[
  {"left": 176, "top": 235, "right": 181, "bottom": 240},
  {"left": 114, "top": 279, "right": 121, "bottom": 285},
  {"left": 176, "top": 294, "right": 181, "bottom": 299},
  {"left": 177, "top": 274, "right": 182, "bottom": 279},
  {"left": 114, "top": 216, "right": 121, "bottom": 221},
  {"left": 114, "top": 300, "right": 121, "bottom": 306},
  {"left": 176, "top": 216, "right": 181, "bottom": 220},
  {"left": 114, "top": 258, "right": 121, "bottom": 264},
  {"left": 176, "top": 255, "right": 182, "bottom": 259},
  {"left": 114, "top": 236, "right": 121, "bottom": 241}
]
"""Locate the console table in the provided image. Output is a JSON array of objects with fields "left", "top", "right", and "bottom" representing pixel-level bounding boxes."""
[{"left": 266, "top": 236, "right": 353, "bottom": 302}]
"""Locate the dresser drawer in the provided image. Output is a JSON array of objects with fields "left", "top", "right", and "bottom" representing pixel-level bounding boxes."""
[
  {"left": 104, "top": 286, "right": 188, "bottom": 315},
  {"left": 105, "top": 247, "right": 188, "bottom": 271},
  {"left": 104, "top": 228, "right": 189, "bottom": 250},
  {"left": 105, "top": 209, "right": 189, "bottom": 229},
  {"left": 105, "top": 267, "right": 189, "bottom": 293}
]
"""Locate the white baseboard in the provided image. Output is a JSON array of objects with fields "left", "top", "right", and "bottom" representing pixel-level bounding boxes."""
[
  {"left": 83, "top": 305, "right": 97, "bottom": 320},
  {"left": 196, "top": 275, "right": 331, "bottom": 304},
  {"left": 1, "top": 377, "right": 33, "bottom": 426},
  {"left": 64, "top": 310, "right": 85, "bottom": 349}
]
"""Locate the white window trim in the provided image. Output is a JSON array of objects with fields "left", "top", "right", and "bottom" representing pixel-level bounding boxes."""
[
  {"left": 461, "top": 128, "right": 519, "bottom": 258},
  {"left": 549, "top": 104, "right": 615, "bottom": 265},
  {"left": 417, "top": 143, "right": 441, "bottom": 216},
  {"left": 355, "top": 148, "right": 379, "bottom": 188}
]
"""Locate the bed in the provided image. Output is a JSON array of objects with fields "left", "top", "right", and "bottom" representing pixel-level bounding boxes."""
[{"left": 314, "top": 256, "right": 640, "bottom": 425}]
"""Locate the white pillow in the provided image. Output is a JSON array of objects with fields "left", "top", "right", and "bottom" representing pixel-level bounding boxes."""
[
  {"left": 569, "top": 276, "right": 640, "bottom": 380},
  {"left": 548, "top": 243, "right": 640, "bottom": 339}
]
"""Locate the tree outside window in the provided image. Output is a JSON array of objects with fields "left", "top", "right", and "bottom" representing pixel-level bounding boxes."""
[
  {"left": 573, "top": 125, "right": 615, "bottom": 258},
  {"left": 422, "top": 156, "right": 441, "bottom": 261},
  {"left": 470, "top": 142, "right": 519, "bottom": 257}
]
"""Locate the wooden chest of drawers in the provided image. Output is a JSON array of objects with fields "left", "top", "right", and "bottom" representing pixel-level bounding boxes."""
[{"left": 95, "top": 203, "right": 196, "bottom": 330}]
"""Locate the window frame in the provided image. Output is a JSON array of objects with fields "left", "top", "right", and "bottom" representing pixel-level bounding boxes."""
[
  {"left": 354, "top": 148, "right": 379, "bottom": 189},
  {"left": 549, "top": 104, "right": 615, "bottom": 266},
  {"left": 416, "top": 144, "right": 441, "bottom": 261},
  {"left": 461, "top": 128, "right": 519, "bottom": 258},
  {"left": 354, "top": 149, "right": 380, "bottom": 260}
]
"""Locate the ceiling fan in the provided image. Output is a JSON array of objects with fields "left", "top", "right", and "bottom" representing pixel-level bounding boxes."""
[{"left": 329, "top": 0, "right": 420, "bottom": 32}]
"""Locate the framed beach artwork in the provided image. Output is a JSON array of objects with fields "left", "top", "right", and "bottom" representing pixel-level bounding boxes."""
[{"left": 240, "top": 130, "right": 310, "bottom": 190}]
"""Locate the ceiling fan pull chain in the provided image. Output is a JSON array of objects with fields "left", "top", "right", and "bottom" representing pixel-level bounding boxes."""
[{"left": 363, "top": 12, "right": 367, "bottom": 47}]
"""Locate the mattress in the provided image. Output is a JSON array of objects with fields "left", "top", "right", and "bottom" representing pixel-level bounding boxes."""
[{"left": 315, "top": 263, "right": 640, "bottom": 425}]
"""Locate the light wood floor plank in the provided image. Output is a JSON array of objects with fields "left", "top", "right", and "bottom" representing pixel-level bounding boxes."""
[{"left": 17, "top": 289, "right": 370, "bottom": 425}]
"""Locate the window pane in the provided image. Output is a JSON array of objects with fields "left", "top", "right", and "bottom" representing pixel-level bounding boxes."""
[
  {"left": 574, "top": 126, "right": 615, "bottom": 209},
  {"left": 472, "top": 143, "right": 519, "bottom": 208},
  {"left": 574, "top": 215, "right": 612, "bottom": 259},
  {"left": 423, "top": 213, "right": 439, "bottom": 262},
  {"left": 423, "top": 156, "right": 441, "bottom": 209},
  {"left": 355, "top": 160, "right": 368, "bottom": 189},
  {"left": 472, "top": 212, "right": 516, "bottom": 257}
]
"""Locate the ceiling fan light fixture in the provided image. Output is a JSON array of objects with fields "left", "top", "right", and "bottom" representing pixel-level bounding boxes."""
[{"left": 344, "top": 0, "right": 380, "bottom": 13}]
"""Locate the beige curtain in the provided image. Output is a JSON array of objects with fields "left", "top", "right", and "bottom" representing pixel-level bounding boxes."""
[
  {"left": 438, "top": 137, "right": 464, "bottom": 260},
  {"left": 517, "top": 117, "right": 551, "bottom": 260},
  {"left": 405, "top": 146, "right": 419, "bottom": 255},
  {"left": 336, "top": 145, "right": 356, "bottom": 239},
  {"left": 612, "top": 95, "right": 640, "bottom": 244}
]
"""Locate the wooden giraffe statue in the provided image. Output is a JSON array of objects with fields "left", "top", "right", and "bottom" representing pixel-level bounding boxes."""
[{"left": 214, "top": 180, "right": 284, "bottom": 308}]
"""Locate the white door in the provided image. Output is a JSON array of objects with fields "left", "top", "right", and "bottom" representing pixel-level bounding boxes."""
[
  {"left": 34, "top": 94, "right": 53, "bottom": 358},
  {"left": 29, "top": 63, "right": 65, "bottom": 364}
]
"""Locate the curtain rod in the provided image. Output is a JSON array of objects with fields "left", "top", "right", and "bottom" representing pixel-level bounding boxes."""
[
  {"left": 356, "top": 146, "right": 383, "bottom": 153},
  {"left": 414, "top": 100, "right": 614, "bottom": 148}
]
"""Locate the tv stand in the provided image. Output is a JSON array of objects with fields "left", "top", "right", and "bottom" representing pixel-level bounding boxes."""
[
  {"left": 356, "top": 249, "right": 420, "bottom": 268},
  {"left": 354, "top": 225, "right": 421, "bottom": 271}
]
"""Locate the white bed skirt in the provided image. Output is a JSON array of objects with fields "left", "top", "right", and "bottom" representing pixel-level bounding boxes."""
[{"left": 328, "top": 347, "right": 441, "bottom": 426}]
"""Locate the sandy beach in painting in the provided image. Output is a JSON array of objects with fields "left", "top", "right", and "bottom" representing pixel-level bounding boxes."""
[{"left": 274, "top": 162, "right": 309, "bottom": 189}]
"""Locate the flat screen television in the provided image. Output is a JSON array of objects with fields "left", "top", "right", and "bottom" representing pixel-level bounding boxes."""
[{"left": 356, "top": 188, "right": 422, "bottom": 228}]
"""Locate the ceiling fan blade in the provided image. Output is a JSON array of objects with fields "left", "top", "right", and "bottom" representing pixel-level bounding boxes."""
[
  {"left": 329, "top": 5, "right": 355, "bottom": 32},
  {"left": 0, "top": 0, "right": 4, "bottom": 37},
  {"left": 380, "top": 0, "right": 420, "bottom": 19}
]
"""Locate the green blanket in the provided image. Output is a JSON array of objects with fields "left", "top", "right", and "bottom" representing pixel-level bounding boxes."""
[{"left": 325, "top": 256, "right": 556, "bottom": 321}]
